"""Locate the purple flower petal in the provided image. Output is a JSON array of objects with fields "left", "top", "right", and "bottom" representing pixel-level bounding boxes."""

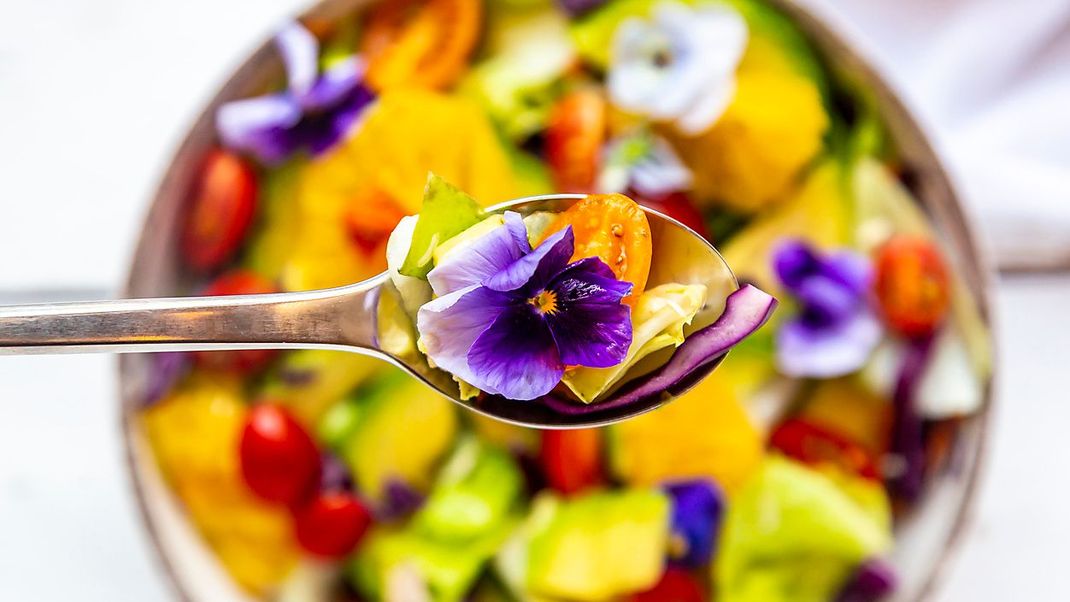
[
  {"left": 504, "top": 211, "right": 532, "bottom": 254},
  {"left": 484, "top": 226, "right": 574, "bottom": 293},
  {"left": 297, "top": 57, "right": 364, "bottom": 111},
  {"left": 795, "top": 276, "right": 860, "bottom": 326},
  {"left": 776, "top": 309, "right": 881, "bottom": 378},
  {"left": 825, "top": 250, "right": 873, "bottom": 297},
  {"left": 275, "top": 22, "right": 319, "bottom": 98},
  {"left": 545, "top": 258, "right": 633, "bottom": 368},
  {"left": 377, "top": 479, "right": 425, "bottom": 521},
  {"left": 427, "top": 212, "right": 530, "bottom": 296},
  {"left": 320, "top": 452, "right": 354, "bottom": 493},
  {"left": 216, "top": 94, "right": 302, "bottom": 164},
  {"left": 665, "top": 479, "right": 723, "bottom": 568},
  {"left": 417, "top": 285, "right": 512, "bottom": 391},
  {"left": 467, "top": 305, "right": 564, "bottom": 400},
  {"left": 299, "top": 83, "right": 375, "bottom": 157},
  {"left": 772, "top": 239, "right": 819, "bottom": 291}
]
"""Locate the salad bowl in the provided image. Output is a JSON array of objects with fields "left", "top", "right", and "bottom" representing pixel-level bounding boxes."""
[{"left": 118, "top": 0, "right": 996, "bottom": 600}]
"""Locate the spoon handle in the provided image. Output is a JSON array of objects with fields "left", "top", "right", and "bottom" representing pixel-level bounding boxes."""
[{"left": 0, "top": 281, "right": 381, "bottom": 355}]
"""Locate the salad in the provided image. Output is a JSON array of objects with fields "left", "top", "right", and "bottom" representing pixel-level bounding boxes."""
[
  {"left": 382, "top": 175, "right": 773, "bottom": 405},
  {"left": 139, "top": 0, "right": 993, "bottom": 600}
]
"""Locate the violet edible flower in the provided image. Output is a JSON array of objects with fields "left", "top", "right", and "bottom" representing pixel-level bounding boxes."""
[
  {"left": 216, "top": 22, "right": 374, "bottom": 164},
  {"left": 665, "top": 479, "right": 723, "bottom": 568},
  {"left": 417, "top": 212, "right": 633, "bottom": 401},
  {"left": 773, "top": 240, "right": 881, "bottom": 378}
]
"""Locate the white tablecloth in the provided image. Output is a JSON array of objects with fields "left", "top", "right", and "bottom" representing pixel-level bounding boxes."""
[{"left": 1, "top": 0, "right": 1068, "bottom": 599}]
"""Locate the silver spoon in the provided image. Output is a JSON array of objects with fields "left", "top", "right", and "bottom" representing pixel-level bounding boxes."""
[{"left": 0, "top": 194, "right": 738, "bottom": 428}]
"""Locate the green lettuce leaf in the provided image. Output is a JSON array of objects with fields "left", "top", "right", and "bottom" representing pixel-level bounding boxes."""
[
  {"left": 401, "top": 174, "right": 484, "bottom": 278},
  {"left": 715, "top": 456, "right": 892, "bottom": 602}
]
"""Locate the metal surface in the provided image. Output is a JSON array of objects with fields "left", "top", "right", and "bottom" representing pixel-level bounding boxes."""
[{"left": 0, "top": 195, "right": 735, "bottom": 429}]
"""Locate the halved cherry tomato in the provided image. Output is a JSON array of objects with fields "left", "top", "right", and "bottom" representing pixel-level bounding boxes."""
[
  {"left": 538, "top": 193, "right": 652, "bottom": 305},
  {"left": 540, "top": 428, "right": 603, "bottom": 496},
  {"left": 293, "top": 491, "right": 372, "bottom": 558},
  {"left": 182, "top": 149, "right": 257, "bottom": 272},
  {"left": 874, "top": 235, "right": 950, "bottom": 338},
  {"left": 192, "top": 270, "right": 279, "bottom": 374},
  {"left": 770, "top": 419, "right": 881, "bottom": 480},
  {"left": 546, "top": 89, "right": 607, "bottom": 193},
  {"left": 239, "top": 404, "right": 321, "bottom": 505},
  {"left": 633, "top": 191, "right": 709, "bottom": 239},
  {"left": 361, "top": 0, "right": 482, "bottom": 91},
  {"left": 630, "top": 569, "right": 705, "bottom": 602},
  {"left": 344, "top": 188, "right": 408, "bottom": 255}
]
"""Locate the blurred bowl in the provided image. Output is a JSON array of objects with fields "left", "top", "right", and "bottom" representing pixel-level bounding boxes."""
[{"left": 118, "top": 0, "right": 997, "bottom": 600}]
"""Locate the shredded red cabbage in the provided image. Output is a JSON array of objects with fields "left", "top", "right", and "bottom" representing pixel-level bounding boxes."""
[
  {"left": 541, "top": 285, "right": 777, "bottom": 416},
  {"left": 888, "top": 334, "right": 934, "bottom": 500}
]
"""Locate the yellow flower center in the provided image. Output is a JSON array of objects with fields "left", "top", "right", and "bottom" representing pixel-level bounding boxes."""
[{"left": 529, "top": 290, "right": 559, "bottom": 315}]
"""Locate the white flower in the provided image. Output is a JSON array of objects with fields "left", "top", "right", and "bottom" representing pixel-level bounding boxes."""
[
  {"left": 607, "top": 2, "right": 748, "bottom": 135},
  {"left": 597, "top": 130, "right": 693, "bottom": 196}
]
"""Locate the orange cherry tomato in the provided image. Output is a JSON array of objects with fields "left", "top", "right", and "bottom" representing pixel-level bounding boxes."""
[
  {"left": 540, "top": 428, "right": 604, "bottom": 496},
  {"left": 192, "top": 270, "right": 280, "bottom": 374},
  {"left": 546, "top": 88, "right": 607, "bottom": 193},
  {"left": 344, "top": 188, "right": 408, "bottom": 255},
  {"left": 874, "top": 235, "right": 950, "bottom": 338},
  {"left": 361, "top": 0, "right": 482, "bottom": 91},
  {"left": 293, "top": 491, "right": 373, "bottom": 558},
  {"left": 182, "top": 149, "right": 257, "bottom": 272},
  {"left": 239, "top": 404, "right": 321, "bottom": 506},
  {"left": 770, "top": 419, "right": 881, "bottom": 480},
  {"left": 630, "top": 569, "right": 705, "bottom": 602},
  {"left": 538, "top": 193, "right": 652, "bottom": 305}
]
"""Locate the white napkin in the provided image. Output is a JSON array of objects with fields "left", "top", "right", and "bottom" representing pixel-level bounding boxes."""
[{"left": 805, "top": 0, "right": 1070, "bottom": 270}]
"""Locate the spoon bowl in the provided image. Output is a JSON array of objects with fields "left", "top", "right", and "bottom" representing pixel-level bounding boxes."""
[{"left": 0, "top": 194, "right": 741, "bottom": 428}]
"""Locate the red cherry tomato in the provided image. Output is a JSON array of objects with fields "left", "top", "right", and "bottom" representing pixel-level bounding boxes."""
[
  {"left": 192, "top": 270, "right": 279, "bottom": 374},
  {"left": 293, "top": 491, "right": 373, "bottom": 558},
  {"left": 546, "top": 89, "right": 607, "bottom": 193},
  {"left": 874, "top": 235, "right": 950, "bottom": 338},
  {"left": 631, "top": 569, "right": 705, "bottom": 602},
  {"left": 634, "top": 191, "right": 709, "bottom": 239},
  {"left": 540, "top": 428, "right": 604, "bottom": 496},
  {"left": 182, "top": 149, "right": 258, "bottom": 272},
  {"left": 770, "top": 419, "right": 880, "bottom": 480},
  {"left": 239, "top": 404, "right": 321, "bottom": 505}
]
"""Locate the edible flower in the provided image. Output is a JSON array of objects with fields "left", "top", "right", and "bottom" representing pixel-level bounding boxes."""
[
  {"left": 597, "top": 130, "right": 692, "bottom": 197},
  {"left": 773, "top": 240, "right": 881, "bottom": 377},
  {"left": 607, "top": 2, "right": 747, "bottom": 135},
  {"left": 216, "top": 22, "right": 375, "bottom": 164},
  {"left": 664, "top": 479, "right": 723, "bottom": 568},
  {"left": 417, "top": 213, "right": 633, "bottom": 401}
]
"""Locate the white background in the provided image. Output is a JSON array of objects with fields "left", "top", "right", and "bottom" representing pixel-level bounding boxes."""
[{"left": 0, "top": 0, "right": 1067, "bottom": 599}]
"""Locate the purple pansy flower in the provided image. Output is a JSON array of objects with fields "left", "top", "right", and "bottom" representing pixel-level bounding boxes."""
[
  {"left": 216, "top": 22, "right": 375, "bottom": 164},
  {"left": 417, "top": 212, "right": 633, "bottom": 401},
  {"left": 772, "top": 239, "right": 881, "bottom": 378},
  {"left": 664, "top": 479, "right": 723, "bottom": 568}
]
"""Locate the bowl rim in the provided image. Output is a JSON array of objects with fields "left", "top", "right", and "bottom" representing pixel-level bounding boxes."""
[{"left": 117, "top": 0, "right": 1000, "bottom": 600}]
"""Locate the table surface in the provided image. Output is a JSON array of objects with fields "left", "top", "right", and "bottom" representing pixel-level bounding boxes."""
[{"left": 0, "top": 0, "right": 1064, "bottom": 600}]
